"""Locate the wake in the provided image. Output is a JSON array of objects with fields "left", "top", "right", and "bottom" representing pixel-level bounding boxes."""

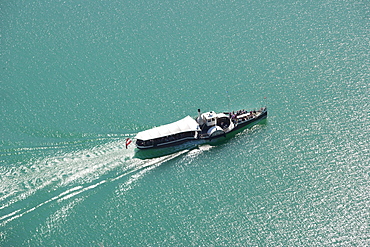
[{"left": 0, "top": 138, "right": 208, "bottom": 227}]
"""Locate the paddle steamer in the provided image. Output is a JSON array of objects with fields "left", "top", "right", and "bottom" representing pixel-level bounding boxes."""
[{"left": 135, "top": 107, "right": 267, "bottom": 149}]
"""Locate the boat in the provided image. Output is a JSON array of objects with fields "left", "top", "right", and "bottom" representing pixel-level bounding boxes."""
[{"left": 135, "top": 107, "right": 267, "bottom": 149}]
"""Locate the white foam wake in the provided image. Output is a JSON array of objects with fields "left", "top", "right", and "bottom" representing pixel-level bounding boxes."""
[{"left": 0, "top": 140, "right": 194, "bottom": 227}]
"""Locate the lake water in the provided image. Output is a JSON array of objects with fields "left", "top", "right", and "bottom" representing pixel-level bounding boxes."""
[{"left": 1, "top": 0, "right": 369, "bottom": 245}]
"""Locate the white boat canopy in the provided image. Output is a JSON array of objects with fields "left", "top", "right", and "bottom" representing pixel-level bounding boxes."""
[{"left": 135, "top": 116, "right": 200, "bottom": 141}]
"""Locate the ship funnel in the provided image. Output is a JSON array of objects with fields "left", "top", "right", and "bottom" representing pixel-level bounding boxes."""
[{"left": 197, "top": 109, "right": 204, "bottom": 125}]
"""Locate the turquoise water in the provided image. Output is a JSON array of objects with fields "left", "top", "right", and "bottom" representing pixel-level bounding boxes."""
[{"left": 1, "top": 0, "right": 369, "bottom": 245}]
